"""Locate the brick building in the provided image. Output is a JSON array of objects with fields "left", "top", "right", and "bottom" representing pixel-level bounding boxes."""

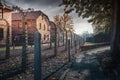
[
  {"left": 0, "top": 3, "right": 12, "bottom": 45},
  {"left": 12, "top": 10, "right": 51, "bottom": 45}
]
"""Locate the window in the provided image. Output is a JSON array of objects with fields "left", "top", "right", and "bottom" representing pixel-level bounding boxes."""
[
  {"left": 44, "top": 34, "right": 46, "bottom": 40},
  {"left": 47, "top": 26, "right": 49, "bottom": 31},
  {"left": 39, "top": 23, "right": 41, "bottom": 30},
  {"left": 0, "top": 28, "right": 4, "bottom": 40},
  {"left": 18, "top": 23, "right": 20, "bottom": 28},
  {"left": 18, "top": 22, "right": 22, "bottom": 28},
  {"left": 44, "top": 24, "right": 46, "bottom": 30},
  {"left": 47, "top": 35, "right": 49, "bottom": 40}
]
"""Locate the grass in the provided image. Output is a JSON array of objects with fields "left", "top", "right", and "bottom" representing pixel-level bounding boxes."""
[
  {"left": 84, "top": 42, "right": 93, "bottom": 45},
  {"left": 0, "top": 45, "right": 33, "bottom": 51},
  {"left": 0, "top": 46, "right": 21, "bottom": 51}
]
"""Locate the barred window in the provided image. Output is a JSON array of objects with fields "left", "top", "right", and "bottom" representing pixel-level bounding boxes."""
[
  {"left": 39, "top": 23, "right": 41, "bottom": 30},
  {"left": 44, "top": 34, "right": 46, "bottom": 40},
  {"left": 44, "top": 24, "right": 46, "bottom": 30}
]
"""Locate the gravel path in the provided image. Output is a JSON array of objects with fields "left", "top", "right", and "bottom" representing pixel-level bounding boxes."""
[{"left": 64, "top": 46, "right": 110, "bottom": 80}]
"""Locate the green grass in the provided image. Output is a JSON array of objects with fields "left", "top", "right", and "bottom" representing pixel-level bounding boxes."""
[
  {"left": 84, "top": 42, "right": 93, "bottom": 45},
  {"left": 0, "top": 46, "right": 21, "bottom": 51},
  {"left": 0, "top": 45, "right": 33, "bottom": 51},
  {"left": 0, "top": 47, "right": 6, "bottom": 51}
]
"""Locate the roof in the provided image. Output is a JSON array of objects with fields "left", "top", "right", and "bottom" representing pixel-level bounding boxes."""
[
  {"left": 0, "top": 2, "right": 13, "bottom": 12},
  {"left": 50, "top": 21, "right": 56, "bottom": 29},
  {"left": 12, "top": 11, "right": 44, "bottom": 20}
]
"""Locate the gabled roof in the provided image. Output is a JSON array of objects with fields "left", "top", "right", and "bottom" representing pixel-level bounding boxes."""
[
  {"left": 12, "top": 11, "right": 43, "bottom": 20},
  {"left": 0, "top": 2, "right": 13, "bottom": 12},
  {"left": 50, "top": 21, "right": 56, "bottom": 29}
]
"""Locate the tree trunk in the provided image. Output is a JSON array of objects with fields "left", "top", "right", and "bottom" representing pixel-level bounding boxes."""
[{"left": 111, "top": 0, "right": 120, "bottom": 65}]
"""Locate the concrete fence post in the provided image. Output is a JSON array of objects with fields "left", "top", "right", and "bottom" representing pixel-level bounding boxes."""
[
  {"left": 79, "top": 40, "right": 81, "bottom": 50},
  {"left": 74, "top": 40, "right": 77, "bottom": 53},
  {"left": 54, "top": 26, "right": 58, "bottom": 56},
  {"left": 34, "top": 32, "right": 42, "bottom": 80},
  {"left": 50, "top": 36, "right": 52, "bottom": 49},
  {"left": 21, "top": 15, "right": 28, "bottom": 70},
  {"left": 68, "top": 39, "right": 71, "bottom": 62},
  {"left": 71, "top": 33, "right": 72, "bottom": 49},
  {"left": 21, "top": 23, "right": 28, "bottom": 70},
  {"left": 6, "top": 23, "right": 10, "bottom": 58}
]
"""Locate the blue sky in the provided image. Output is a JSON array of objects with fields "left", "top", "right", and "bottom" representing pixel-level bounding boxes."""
[{"left": 5, "top": 0, "right": 93, "bottom": 35}]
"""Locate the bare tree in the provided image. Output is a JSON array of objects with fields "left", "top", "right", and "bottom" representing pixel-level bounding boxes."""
[
  {"left": 60, "top": 13, "right": 74, "bottom": 50},
  {"left": 54, "top": 13, "right": 74, "bottom": 50}
]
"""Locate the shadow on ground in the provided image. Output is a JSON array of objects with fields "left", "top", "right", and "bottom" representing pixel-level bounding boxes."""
[{"left": 65, "top": 49, "right": 119, "bottom": 80}]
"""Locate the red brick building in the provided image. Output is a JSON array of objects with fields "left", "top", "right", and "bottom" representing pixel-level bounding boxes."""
[
  {"left": 0, "top": 3, "right": 13, "bottom": 45},
  {"left": 12, "top": 10, "right": 51, "bottom": 45}
]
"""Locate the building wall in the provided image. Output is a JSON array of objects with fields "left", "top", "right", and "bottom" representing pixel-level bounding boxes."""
[
  {"left": 0, "top": 12, "right": 12, "bottom": 45},
  {"left": 12, "top": 12, "right": 51, "bottom": 44},
  {"left": 12, "top": 20, "right": 23, "bottom": 44},
  {"left": 36, "top": 15, "right": 50, "bottom": 43},
  {"left": 12, "top": 19, "right": 36, "bottom": 35},
  {"left": 12, "top": 19, "right": 37, "bottom": 45}
]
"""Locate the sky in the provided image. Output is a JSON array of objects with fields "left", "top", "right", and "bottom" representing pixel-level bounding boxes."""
[{"left": 5, "top": 0, "right": 93, "bottom": 35}]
